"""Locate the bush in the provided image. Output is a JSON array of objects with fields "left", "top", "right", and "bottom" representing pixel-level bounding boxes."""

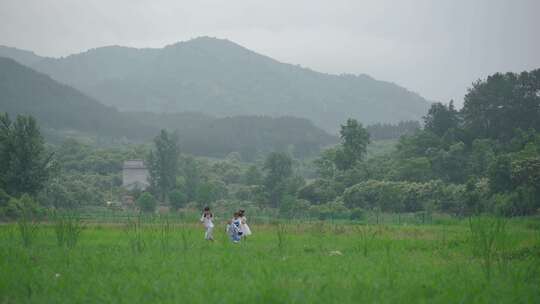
[
  {"left": 343, "top": 179, "right": 467, "bottom": 214},
  {"left": 0, "top": 189, "right": 12, "bottom": 218},
  {"left": 279, "top": 196, "right": 310, "bottom": 218},
  {"left": 169, "top": 189, "right": 187, "bottom": 210},
  {"left": 297, "top": 179, "right": 338, "bottom": 205},
  {"left": 0, "top": 189, "right": 10, "bottom": 208},
  {"left": 2, "top": 194, "right": 43, "bottom": 219},
  {"left": 490, "top": 192, "right": 520, "bottom": 216},
  {"left": 308, "top": 200, "right": 350, "bottom": 220},
  {"left": 349, "top": 208, "right": 365, "bottom": 221},
  {"left": 137, "top": 192, "right": 157, "bottom": 213}
]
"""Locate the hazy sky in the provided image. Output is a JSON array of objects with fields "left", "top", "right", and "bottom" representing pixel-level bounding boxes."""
[{"left": 1, "top": 0, "right": 539, "bottom": 105}]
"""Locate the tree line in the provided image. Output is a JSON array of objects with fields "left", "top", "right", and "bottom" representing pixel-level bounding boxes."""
[
  {"left": 293, "top": 69, "right": 540, "bottom": 217},
  {"left": 1, "top": 68, "right": 538, "bottom": 219}
]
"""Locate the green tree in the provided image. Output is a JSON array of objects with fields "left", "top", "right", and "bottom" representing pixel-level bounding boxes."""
[
  {"left": 196, "top": 179, "right": 227, "bottom": 207},
  {"left": 392, "top": 157, "right": 432, "bottom": 182},
  {"left": 0, "top": 188, "right": 11, "bottom": 215},
  {"left": 298, "top": 179, "right": 338, "bottom": 205},
  {"left": 279, "top": 195, "right": 310, "bottom": 218},
  {"left": 169, "top": 189, "right": 187, "bottom": 210},
  {"left": 147, "top": 130, "right": 179, "bottom": 201},
  {"left": 488, "top": 155, "right": 513, "bottom": 193},
  {"left": 263, "top": 152, "right": 293, "bottom": 208},
  {"left": 0, "top": 113, "right": 52, "bottom": 197},
  {"left": 314, "top": 148, "right": 339, "bottom": 179},
  {"left": 181, "top": 156, "right": 200, "bottom": 202},
  {"left": 423, "top": 101, "right": 459, "bottom": 136},
  {"left": 336, "top": 118, "right": 370, "bottom": 170},
  {"left": 470, "top": 139, "right": 495, "bottom": 177},
  {"left": 243, "top": 165, "right": 263, "bottom": 185},
  {"left": 431, "top": 142, "right": 468, "bottom": 183},
  {"left": 38, "top": 178, "right": 75, "bottom": 208},
  {"left": 137, "top": 192, "right": 157, "bottom": 213},
  {"left": 462, "top": 70, "right": 540, "bottom": 142},
  {"left": 511, "top": 156, "right": 540, "bottom": 214}
]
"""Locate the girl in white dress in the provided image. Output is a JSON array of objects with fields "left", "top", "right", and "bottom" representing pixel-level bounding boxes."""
[
  {"left": 200, "top": 207, "right": 214, "bottom": 241},
  {"left": 239, "top": 209, "right": 252, "bottom": 237}
]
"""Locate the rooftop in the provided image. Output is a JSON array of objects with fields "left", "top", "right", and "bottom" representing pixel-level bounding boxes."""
[{"left": 123, "top": 159, "right": 146, "bottom": 169}]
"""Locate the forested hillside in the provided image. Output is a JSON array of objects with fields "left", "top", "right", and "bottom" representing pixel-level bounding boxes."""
[
  {"left": 0, "top": 57, "right": 156, "bottom": 140},
  {"left": 126, "top": 112, "right": 337, "bottom": 160},
  {"left": 1, "top": 37, "right": 430, "bottom": 132},
  {"left": 366, "top": 121, "right": 421, "bottom": 140},
  {"left": 0, "top": 57, "right": 335, "bottom": 158}
]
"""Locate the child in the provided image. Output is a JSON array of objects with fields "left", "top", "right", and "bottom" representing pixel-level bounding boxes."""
[
  {"left": 239, "top": 209, "right": 252, "bottom": 238},
  {"left": 200, "top": 207, "right": 214, "bottom": 241},
  {"left": 227, "top": 212, "right": 243, "bottom": 243}
]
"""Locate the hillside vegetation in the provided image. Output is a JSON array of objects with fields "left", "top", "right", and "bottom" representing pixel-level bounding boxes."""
[
  {"left": 1, "top": 37, "right": 430, "bottom": 132},
  {"left": 0, "top": 57, "right": 335, "bottom": 158},
  {"left": 0, "top": 57, "right": 156, "bottom": 140}
]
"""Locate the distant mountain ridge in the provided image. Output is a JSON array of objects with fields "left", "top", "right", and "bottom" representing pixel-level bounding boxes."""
[
  {"left": 0, "top": 37, "right": 430, "bottom": 132},
  {"left": 0, "top": 56, "right": 156, "bottom": 140},
  {"left": 0, "top": 57, "right": 335, "bottom": 158}
]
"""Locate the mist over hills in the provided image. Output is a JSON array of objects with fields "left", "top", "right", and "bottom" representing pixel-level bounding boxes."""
[
  {"left": 124, "top": 112, "right": 336, "bottom": 159},
  {"left": 0, "top": 46, "right": 43, "bottom": 66},
  {"left": 0, "top": 56, "right": 156, "bottom": 140},
  {"left": 0, "top": 57, "right": 335, "bottom": 158},
  {"left": 0, "top": 37, "right": 430, "bottom": 132}
]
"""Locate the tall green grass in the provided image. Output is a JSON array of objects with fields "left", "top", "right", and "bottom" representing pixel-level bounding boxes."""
[{"left": 0, "top": 215, "right": 539, "bottom": 303}]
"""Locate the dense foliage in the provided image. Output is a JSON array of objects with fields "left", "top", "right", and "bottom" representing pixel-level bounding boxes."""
[
  {"left": 0, "top": 113, "right": 52, "bottom": 197},
  {"left": 129, "top": 112, "right": 337, "bottom": 160},
  {"left": 147, "top": 130, "right": 180, "bottom": 201},
  {"left": 304, "top": 69, "right": 540, "bottom": 217},
  {"left": 1, "top": 68, "right": 538, "bottom": 220},
  {"left": 366, "top": 120, "right": 420, "bottom": 140}
]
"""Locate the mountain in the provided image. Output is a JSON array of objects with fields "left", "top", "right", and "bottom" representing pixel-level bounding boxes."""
[
  {"left": 1, "top": 37, "right": 430, "bottom": 132},
  {"left": 0, "top": 57, "right": 335, "bottom": 158},
  {"left": 0, "top": 56, "right": 156, "bottom": 141},
  {"left": 0, "top": 46, "right": 43, "bottom": 67}
]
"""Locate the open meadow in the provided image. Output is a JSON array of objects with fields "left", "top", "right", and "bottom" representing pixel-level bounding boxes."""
[{"left": 1, "top": 214, "right": 539, "bottom": 303}]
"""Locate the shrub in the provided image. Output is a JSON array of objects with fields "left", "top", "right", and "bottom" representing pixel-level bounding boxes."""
[
  {"left": 51, "top": 210, "right": 84, "bottom": 249},
  {"left": 14, "top": 195, "right": 42, "bottom": 247},
  {"left": 0, "top": 189, "right": 10, "bottom": 209},
  {"left": 350, "top": 208, "right": 365, "bottom": 221},
  {"left": 279, "top": 196, "right": 310, "bottom": 218},
  {"left": 169, "top": 189, "right": 187, "bottom": 210},
  {"left": 326, "top": 199, "right": 350, "bottom": 219},
  {"left": 308, "top": 200, "right": 350, "bottom": 220},
  {"left": 137, "top": 192, "right": 157, "bottom": 213},
  {"left": 297, "top": 179, "right": 338, "bottom": 205},
  {"left": 490, "top": 192, "right": 520, "bottom": 216},
  {"left": 3, "top": 194, "right": 43, "bottom": 219},
  {"left": 343, "top": 179, "right": 467, "bottom": 214}
]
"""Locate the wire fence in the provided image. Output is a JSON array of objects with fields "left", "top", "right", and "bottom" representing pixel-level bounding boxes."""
[{"left": 40, "top": 206, "right": 460, "bottom": 227}]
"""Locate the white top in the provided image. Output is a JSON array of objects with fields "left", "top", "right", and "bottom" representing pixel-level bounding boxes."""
[
  {"left": 240, "top": 216, "right": 252, "bottom": 235},
  {"left": 200, "top": 213, "right": 214, "bottom": 228}
]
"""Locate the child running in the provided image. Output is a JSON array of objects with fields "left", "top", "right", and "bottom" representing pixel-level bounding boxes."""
[
  {"left": 239, "top": 209, "right": 252, "bottom": 238},
  {"left": 200, "top": 207, "right": 214, "bottom": 241},
  {"left": 227, "top": 212, "right": 243, "bottom": 243}
]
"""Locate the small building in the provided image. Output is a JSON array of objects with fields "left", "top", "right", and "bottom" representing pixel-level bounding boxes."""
[{"left": 122, "top": 159, "right": 150, "bottom": 190}]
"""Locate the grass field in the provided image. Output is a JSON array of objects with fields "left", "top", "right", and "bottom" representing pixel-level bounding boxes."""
[{"left": 1, "top": 215, "right": 539, "bottom": 303}]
